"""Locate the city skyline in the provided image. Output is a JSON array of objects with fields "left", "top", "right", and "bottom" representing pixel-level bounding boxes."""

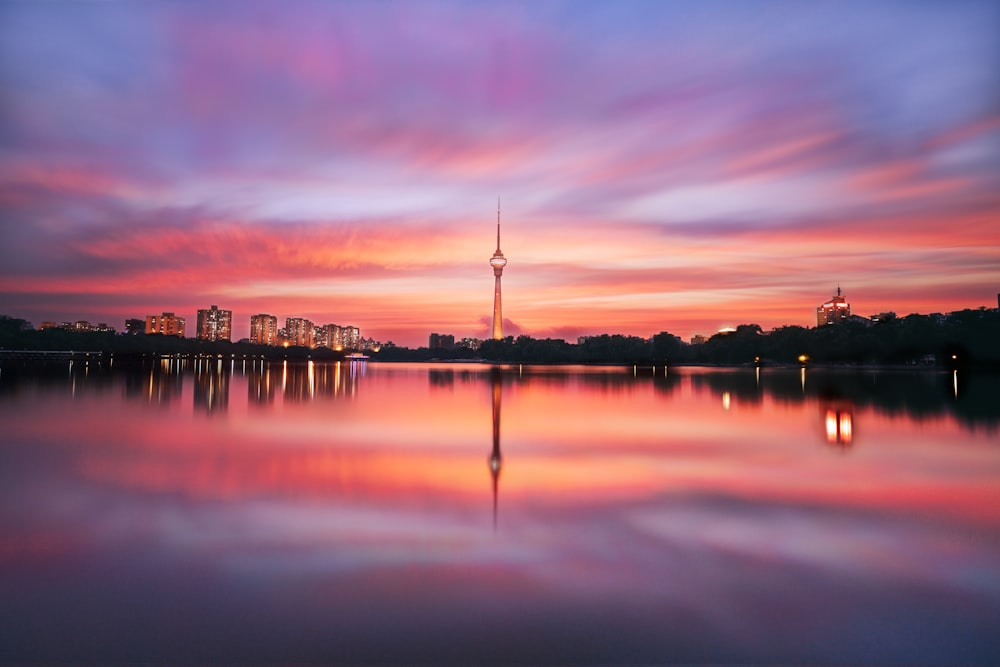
[{"left": 1, "top": 2, "right": 999, "bottom": 348}]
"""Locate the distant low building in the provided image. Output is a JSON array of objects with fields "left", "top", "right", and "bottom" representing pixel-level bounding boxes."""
[
  {"left": 690, "top": 334, "right": 708, "bottom": 345},
  {"left": 460, "top": 337, "right": 482, "bottom": 350},
  {"left": 817, "top": 287, "right": 851, "bottom": 326},
  {"left": 39, "top": 320, "right": 114, "bottom": 333}
]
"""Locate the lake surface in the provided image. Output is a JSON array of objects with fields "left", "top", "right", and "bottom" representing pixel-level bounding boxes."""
[{"left": 1, "top": 359, "right": 998, "bottom": 665}]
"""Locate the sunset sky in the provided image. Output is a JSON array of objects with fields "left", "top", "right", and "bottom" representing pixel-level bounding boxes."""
[{"left": 1, "top": 1, "right": 998, "bottom": 346}]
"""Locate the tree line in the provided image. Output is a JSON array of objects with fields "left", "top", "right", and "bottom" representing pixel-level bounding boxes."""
[
  {"left": 5, "top": 309, "right": 999, "bottom": 366},
  {"left": 472, "top": 309, "right": 1000, "bottom": 366}
]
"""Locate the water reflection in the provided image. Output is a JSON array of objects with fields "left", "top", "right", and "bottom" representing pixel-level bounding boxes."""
[
  {"left": 824, "top": 407, "right": 854, "bottom": 447},
  {"left": 430, "top": 368, "right": 455, "bottom": 388},
  {"left": 1, "top": 361, "right": 999, "bottom": 664},
  {"left": 194, "top": 358, "right": 229, "bottom": 414},
  {"left": 1, "top": 361, "right": 997, "bottom": 435},
  {"left": 489, "top": 367, "right": 503, "bottom": 529},
  {"left": 124, "top": 361, "right": 183, "bottom": 406},
  {"left": 248, "top": 361, "right": 276, "bottom": 405},
  {"left": 276, "top": 359, "right": 364, "bottom": 403}
]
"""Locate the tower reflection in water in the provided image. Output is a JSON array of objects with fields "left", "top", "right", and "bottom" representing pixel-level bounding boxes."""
[{"left": 489, "top": 367, "right": 503, "bottom": 530}]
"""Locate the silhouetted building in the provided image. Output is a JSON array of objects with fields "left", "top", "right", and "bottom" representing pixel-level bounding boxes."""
[
  {"left": 196, "top": 305, "right": 232, "bottom": 342},
  {"left": 691, "top": 334, "right": 708, "bottom": 345},
  {"left": 429, "top": 333, "right": 455, "bottom": 349},
  {"left": 125, "top": 318, "right": 146, "bottom": 335},
  {"left": 250, "top": 314, "right": 279, "bottom": 346},
  {"left": 490, "top": 199, "right": 508, "bottom": 340},
  {"left": 146, "top": 312, "right": 185, "bottom": 337},
  {"left": 817, "top": 287, "right": 851, "bottom": 326}
]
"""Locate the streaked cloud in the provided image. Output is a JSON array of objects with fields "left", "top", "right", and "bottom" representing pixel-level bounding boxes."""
[{"left": 1, "top": 1, "right": 998, "bottom": 344}]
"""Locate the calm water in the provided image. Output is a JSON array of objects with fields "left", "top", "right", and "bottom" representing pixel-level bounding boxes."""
[{"left": 1, "top": 359, "right": 998, "bottom": 665}]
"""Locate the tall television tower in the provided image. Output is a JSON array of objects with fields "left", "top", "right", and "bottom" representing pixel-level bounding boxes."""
[{"left": 489, "top": 198, "right": 508, "bottom": 340}]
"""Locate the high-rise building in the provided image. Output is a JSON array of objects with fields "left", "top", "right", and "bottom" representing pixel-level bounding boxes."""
[
  {"left": 196, "top": 305, "right": 232, "bottom": 342},
  {"left": 343, "top": 325, "right": 360, "bottom": 350},
  {"left": 489, "top": 198, "right": 508, "bottom": 340},
  {"left": 250, "top": 314, "right": 279, "bottom": 346},
  {"left": 314, "top": 324, "right": 332, "bottom": 348},
  {"left": 146, "top": 312, "right": 186, "bottom": 337},
  {"left": 317, "top": 323, "right": 339, "bottom": 349},
  {"left": 816, "top": 286, "right": 851, "bottom": 326},
  {"left": 285, "top": 317, "right": 315, "bottom": 347}
]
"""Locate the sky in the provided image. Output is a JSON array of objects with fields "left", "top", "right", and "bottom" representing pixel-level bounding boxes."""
[{"left": 1, "top": 0, "right": 998, "bottom": 347}]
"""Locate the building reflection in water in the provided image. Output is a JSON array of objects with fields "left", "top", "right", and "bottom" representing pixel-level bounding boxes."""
[
  {"left": 248, "top": 359, "right": 276, "bottom": 405},
  {"left": 489, "top": 367, "right": 503, "bottom": 530},
  {"left": 123, "top": 357, "right": 184, "bottom": 405},
  {"left": 824, "top": 407, "right": 854, "bottom": 447},
  {"left": 281, "top": 360, "right": 314, "bottom": 402},
  {"left": 256, "top": 359, "right": 365, "bottom": 404},
  {"left": 194, "top": 357, "right": 230, "bottom": 414},
  {"left": 429, "top": 369, "right": 455, "bottom": 389}
]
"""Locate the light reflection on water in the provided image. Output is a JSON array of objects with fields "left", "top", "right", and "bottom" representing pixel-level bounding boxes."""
[{"left": 0, "top": 360, "right": 998, "bottom": 665}]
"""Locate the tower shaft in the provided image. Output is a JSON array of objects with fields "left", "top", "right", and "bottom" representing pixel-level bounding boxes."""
[{"left": 492, "top": 274, "right": 503, "bottom": 339}]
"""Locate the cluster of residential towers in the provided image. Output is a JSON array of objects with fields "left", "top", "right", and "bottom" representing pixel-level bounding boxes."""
[{"left": 128, "top": 306, "right": 371, "bottom": 351}]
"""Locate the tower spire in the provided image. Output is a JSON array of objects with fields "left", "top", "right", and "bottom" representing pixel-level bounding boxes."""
[{"left": 496, "top": 196, "right": 501, "bottom": 252}]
